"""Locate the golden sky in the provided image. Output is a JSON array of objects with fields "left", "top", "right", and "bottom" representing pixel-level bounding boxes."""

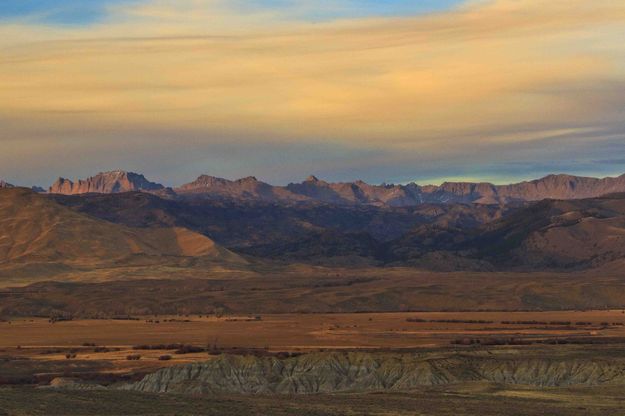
[{"left": 1, "top": 0, "right": 625, "bottom": 186}]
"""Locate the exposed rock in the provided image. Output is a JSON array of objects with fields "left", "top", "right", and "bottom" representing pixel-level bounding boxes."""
[
  {"left": 24, "top": 170, "right": 625, "bottom": 204},
  {"left": 0, "top": 180, "right": 14, "bottom": 188},
  {"left": 123, "top": 350, "right": 625, "bottom": 395},
  {"left": 175, "top": 174, "right": 308, "bottom": 202},
  {"left": 176, "top": 173, "right": 625, "bottom": 207},
  {"left": 44, "top": 377, "right": 105, "bottom": 390},
  {"left": 48, "top": 171, "right": 164, "bottom": 195}
]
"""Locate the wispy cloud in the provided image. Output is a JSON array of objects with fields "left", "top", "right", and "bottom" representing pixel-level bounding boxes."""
[{"left": 1, "top": 0, "right": 625, "bottom": 185}]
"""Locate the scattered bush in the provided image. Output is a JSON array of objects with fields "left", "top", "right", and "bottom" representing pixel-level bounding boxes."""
[
  {"left": 409, "top": 319, "right": 494, "bottom": 324},
  {"left": 126, "top": 354, "right": 141, "bottom": 361},
  {"left": 40, "top": 349, "right": 63, "bottom": 355},
  {"left": 158, "top": 355, "right": 172, "bottom": 361},
  {"left": 133, "top": 343, "right": 184, "bottom": 350},
  {"left": 174, "top": 345, "right": 205, "bottom": 354}
]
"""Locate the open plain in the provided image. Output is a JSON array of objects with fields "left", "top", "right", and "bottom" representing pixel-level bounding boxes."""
[
  {"left": 3, "top": 310, "right": 625, "bottom": 350},
  {"left": 2, "top": 311, "right": 625, "bottom": 387}
]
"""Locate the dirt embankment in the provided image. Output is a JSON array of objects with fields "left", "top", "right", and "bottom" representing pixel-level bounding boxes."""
[{"left": 122, "top": 350, "right": 625, "bottom": 394}]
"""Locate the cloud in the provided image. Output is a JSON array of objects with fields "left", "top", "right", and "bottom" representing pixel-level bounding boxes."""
[{"left": 1, "top": 0, "right": 625, "bottom": 185}]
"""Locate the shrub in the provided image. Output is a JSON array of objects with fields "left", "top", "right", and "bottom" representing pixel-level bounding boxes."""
[
  {"left": 126, "top": 354, "right": 141, "bottom": 361},
  {"left": 174, "top": 345, "right": 205, "bottom": 354}
]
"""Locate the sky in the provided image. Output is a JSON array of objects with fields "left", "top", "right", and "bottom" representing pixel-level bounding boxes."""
[{"left": 1, "top": 0, "right": 625, "bottom": 187}]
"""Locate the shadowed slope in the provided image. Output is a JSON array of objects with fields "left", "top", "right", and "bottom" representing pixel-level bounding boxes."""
[
  {"left": 0, "top": 188, "right": 244, "bottom": 270},
  {"left": 387, "top": 193, "right": 625, "bottom": 270}
]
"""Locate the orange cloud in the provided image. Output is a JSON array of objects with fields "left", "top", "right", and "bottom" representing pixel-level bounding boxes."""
[{"left": 1, "top": 0, "right": 625, "bottom": 152}]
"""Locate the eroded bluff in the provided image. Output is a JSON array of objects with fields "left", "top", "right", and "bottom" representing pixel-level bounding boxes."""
[{"left": 122, "top": 350, "right": 625, "bottom": 394}]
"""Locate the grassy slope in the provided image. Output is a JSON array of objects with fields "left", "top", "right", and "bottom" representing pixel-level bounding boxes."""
[
  {"left": 3, "top": 267, "right": 625, "bottom": 315},
  {"left": 0, "top": 188, "right": 245, "bottom": 285}
]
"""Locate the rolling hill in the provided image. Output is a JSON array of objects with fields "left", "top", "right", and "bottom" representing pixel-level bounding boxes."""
[
  {"left": 0, "top": 188, "right": 244, "bottom": 277},
  {"left": 49, "top": 191, "right": 509, "bottom": 252},
  {"left": 49, "top": 187, "right": 625, "bottom": 270},
  {"left": 388, "top": 193, "right": 625, "bottom": 270}
]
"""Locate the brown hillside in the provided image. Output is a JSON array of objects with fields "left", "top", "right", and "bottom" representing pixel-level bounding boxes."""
[{"left": 0, "top": 188, "right": 244, "bottom": 269}]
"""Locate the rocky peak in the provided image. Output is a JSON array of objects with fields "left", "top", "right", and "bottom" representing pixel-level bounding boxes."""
[
  {"left": 175, "top": 174, "right": 284, "bottom": 202},
  {"left": 48, "top": 171, "right": 163, "bottom": 195},
  {"left": 237, "top": 176, "right": 259, "bottom": 184},
  {"left": 181, "top": 175, "right": 230, "bottom": 189},
  {"left": 34, "top": 170, "right": 625, "bottom": 205}
]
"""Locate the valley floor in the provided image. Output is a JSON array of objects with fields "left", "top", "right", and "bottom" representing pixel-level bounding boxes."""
[
  {"left": 1, "top": 383, "right": 624, "bottom": 416},
  {"left": 3, "top": 310, "right": 625, "bottom": 351},
  {"left": 4, "top": 267, "right": 625, "bottom": 316},
  {"left": 3, "top": 312, "right": 625, "bottom": 415}
]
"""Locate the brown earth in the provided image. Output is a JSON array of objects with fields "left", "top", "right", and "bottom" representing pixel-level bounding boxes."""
[
  {"left": 0, "top": 188, "right": 245, "bottom": 280},
  {"left": 3, "top": 267, "right": 625, "bottom": 316},
  {"left": 48, "top": 186, "right": 625, "bottom": 271},
  {"left": 2, "top": 383, "right": 624, "bottom": 416},
  {"left": 2, "top": 311, "right": 625, "bottom": 389},
  {"left": 3, "top": 310, "right": 625, "bottom": 350}
]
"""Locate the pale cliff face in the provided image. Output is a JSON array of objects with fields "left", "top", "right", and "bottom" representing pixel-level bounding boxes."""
[
  {"left": 48, "top": 171, "right": 163, "bottom": 195},
  {"left": 124, "top": 350, "right": 625, "bottom": 395}
]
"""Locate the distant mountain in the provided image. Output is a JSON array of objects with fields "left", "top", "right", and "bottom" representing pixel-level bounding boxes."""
[
  {"left": 48, "top": 170, "right": 164, "bottom": 195},
  {"left": 470, "top": 193, "right": 625, "bottom": 269},
  {"left": 0, "top": 180, "right": 44, "bottom": 192},
  {"left": 388, "top": 193, "right": 625, "bottom": 270},
  {"left": 51, "top": 191, "right": 507, "bottom": 251},
  {"left": 488, "top": 174, "right": 625, "bottom": 203},
  {"left": 0, "top": 188, "right": 244, "bottom": 272},
  {"left": 285, "top": 175, "right": 419, "bottom": 206},
  {"left": 43, "top": 170, "right": 625, "bottom": 206},
  {"left": 49, "top": 188, "right": 625, "bottom": 270},
  {"left": 175, "top": 175, "right": 307, "bottom": 202},
  {"left": 176, "top": 173, "right": 625, "bottom": 206}
]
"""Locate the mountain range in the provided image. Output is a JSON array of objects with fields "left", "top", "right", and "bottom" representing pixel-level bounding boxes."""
[
  {"left": 29, "top": 170, "right": 625, "bottom": 206},
  {"left": 2, "top": 169, "right": 625, "bottom": 280}
]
